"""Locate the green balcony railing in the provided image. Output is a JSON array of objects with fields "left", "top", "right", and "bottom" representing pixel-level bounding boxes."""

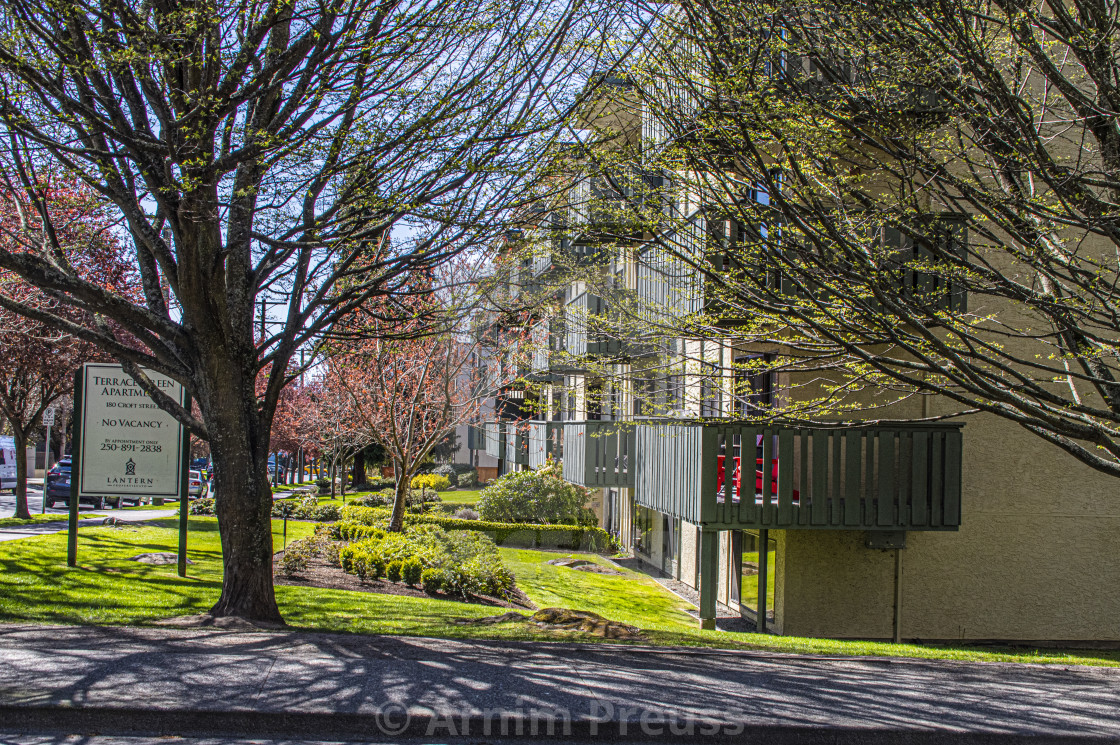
[
  {"left": 634, "top": 422, "right": 962, "bottom": 531},
  {"left": 505, "top": 423, "right": 529, "bottom": 466},
  {"left": 482, "top": 421, "right": 505, "bottom": 461},
  {"left": 527, "top": 421, "right": 562, "bottom": 470},
  {"left": 561, "top": 420, "right": 635, "bottom": 489},
  {"left": 565, "top": 292, "right": 623, "bottom": 359}
]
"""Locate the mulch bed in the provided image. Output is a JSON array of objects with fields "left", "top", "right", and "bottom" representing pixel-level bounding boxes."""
[{"left": 273, "top": 551, "right": 536, "bottom": 610}]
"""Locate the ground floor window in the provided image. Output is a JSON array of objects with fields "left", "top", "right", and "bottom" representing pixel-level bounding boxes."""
[
  {"left": 732, "top": 530, "right": 776, "bottom": 628},
  {"left": 633, "top": 505, "right": 655, "bottom": 557}
]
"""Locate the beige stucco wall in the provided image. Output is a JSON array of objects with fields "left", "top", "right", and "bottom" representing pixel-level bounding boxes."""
[{"left": 775, "top": 407, "right": 1120, "bottom": 642}]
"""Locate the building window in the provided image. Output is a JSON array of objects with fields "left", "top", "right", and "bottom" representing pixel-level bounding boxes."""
[
  {"left": 633, "top": 505, "right": 655, "bottom": 556},
  {"left": 732, "top": 530, "right": 776, "bottom": 627},
  {"left": 733, "top": 353, "right": 774, "bottom": 418}
]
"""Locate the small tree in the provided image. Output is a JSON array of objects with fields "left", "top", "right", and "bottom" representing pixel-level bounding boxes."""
[
  {"left": 0, "top": 181, "right": 132, "bottom": 517},
  {"left": 477, "top": 462, "right": 596, "bottom": 525}
]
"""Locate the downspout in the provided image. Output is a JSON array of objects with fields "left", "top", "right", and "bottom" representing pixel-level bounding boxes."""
[{"left": 893, "top": 547, "right": 904, "bottom": 644}]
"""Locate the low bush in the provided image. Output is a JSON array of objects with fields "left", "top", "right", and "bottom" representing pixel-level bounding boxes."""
[
  {"left": 270, "top": 496, "right": 341, "bottom": 522},
  {"left": 421, "top": 567, "right": 445, "bottom": 593},
  {"left": 337, "top": 522, "right": 514, "bottom": 597},
  {"left": 349, "top": 492, "right": 391, "bottom": 508},
  {"left": 456, "top": 470, "right": 478, "bottom": 488},
  {"left": 477, "top": 463, "right": 597, "bottom": 526},
  {"left": 189, "top": 498, "right": 215, "bottom": 515},
  {"left": 410, "top": 474, "right": 452, "bottom": 492},
  {"left": 452, "top": 508, "right": 479, "bottom": 520},
  {"left": 315, "top": 478, "right": 331, "bottom": 492},
  {"left": 386, "top": 561, "right": 403, "bottom": 582},
  {"left": 402, "top": 558, "right": 423, "bottom": 586},
  {"left": 332, "top": 509, "right": 615, "bottom": 552},
  {"left": 279, "top": 538, "right": 314, "bottom": 576}
]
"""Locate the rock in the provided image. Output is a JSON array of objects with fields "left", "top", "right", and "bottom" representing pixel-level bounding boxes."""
[
  {"left": 573, "top": 564, "right": 622, "bottom": 575},
  {"left": 530, "top": 608, "right": 644, "bottom": 640},
  {"left": 546, "top": 558, "right": 593, "bottom": 568},
  {"left": 452, "top": 611, "right": 529, "bottom": 626},
  {"left": 129, "top": 552, "right": 193, "bottom": 565}
]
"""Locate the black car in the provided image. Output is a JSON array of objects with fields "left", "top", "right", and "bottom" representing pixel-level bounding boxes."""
[{"left": 45, "top": 458, "right": 143, "bottom": 509}]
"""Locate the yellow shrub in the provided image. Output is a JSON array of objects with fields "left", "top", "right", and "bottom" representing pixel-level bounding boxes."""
[{"left": 410, "top": 473, "right": 452, "bottom": 491}]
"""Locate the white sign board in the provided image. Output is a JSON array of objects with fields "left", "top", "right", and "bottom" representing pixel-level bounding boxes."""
[
  {"left": 78, "top": 363, "right": 186, "bottom": 499},
  {"left": 43, "top": 407, "right": 55, "bottom": 426}
]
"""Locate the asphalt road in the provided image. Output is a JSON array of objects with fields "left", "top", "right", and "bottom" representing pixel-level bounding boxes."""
[{"left": 0, "top": 624, "right": 1118, "bottom": 744}]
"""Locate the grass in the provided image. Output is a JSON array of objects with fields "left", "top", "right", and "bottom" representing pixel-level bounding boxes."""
[
  {"left": 0, "top": 513, "right": 104, "bottom": 528},
  {"left": 1, "top": 522, "right": 1118, "bottom": 668}
]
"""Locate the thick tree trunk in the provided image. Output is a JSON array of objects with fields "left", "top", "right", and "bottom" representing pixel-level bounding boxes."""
[
  {"left": 199, "top": 367, "right": 283, "bottom": 623},
  {"left": 351, "top": 450, "right": 367, "bottom": 490},
  {"left": 11, "top": 428, "right": 30, "bottom": 519}
]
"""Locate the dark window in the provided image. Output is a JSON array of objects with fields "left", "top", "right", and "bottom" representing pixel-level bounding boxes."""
[{"left": 733, "top": 353, "right": 774, "bottom": 417}]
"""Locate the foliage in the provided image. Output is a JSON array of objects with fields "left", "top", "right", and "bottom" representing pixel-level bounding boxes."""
[
  {"left": 456, "top": 471, "right": 478, "bottom": 488},
  {"left": 270, "top": 497, "right": 340, "bottom": 522},
  {"left": 315, "top": 478, "right": 332, "bottom": 492},
  {"left": 279, "top": 539, "right": 316, "bottom": 577},
  {"left": 477, "top": 463, "right": 596, "bottom": 526},
  {"left": 452, "top": 508, "right": 480, "bottom": 520},
  {"left": 189, "top": 498, "right": 216, "bottom": 516},
  {"left": 332, "top": 509, "right": 615, "bottom": 552},
  {"left": 410, "top": 474, "right": 452, "bottom": 492},
  {"left": 337, "top": 523, "right": 514, "bottom": 597}
]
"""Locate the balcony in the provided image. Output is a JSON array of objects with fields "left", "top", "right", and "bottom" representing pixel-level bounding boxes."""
[
  {"left": 635, "top": 214, "right": 968, "bottom": 319},
  {"left": 567, "top": 170, "right": 659, "bottom": 246},
  {"left": 482, "top": 421, "right": 505, "bottom": 460},
  {"left": 561, "top": 420, "right": 635, "bottom": 489},
  {"left": 505, "top": 423, "right": 529, "bottom": 466},
  {"left": 527, "top": 421, "right": 562, "bottom": 469},
  {"left": 634, "top": 422, "right": 962, "bottom": 531},
  {"left": 565, "top": 292, "right": 623, "bottom": 360}
]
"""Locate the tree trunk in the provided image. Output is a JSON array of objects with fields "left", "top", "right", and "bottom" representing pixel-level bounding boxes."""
[
  {"left": 330, "top": 459, "right": 338, "bottom": 498},
  {"left": 351, "top": 450, "right": 367, "bottom": 490},
  {"left": 11, "top": 427, "right": 30, "bottom": 519},
  {"left": 340, "top": 457, "right": 349, "bottom": 497},
  {"left": 389, "top": 461, "right": 412, "bottom": 532},
  {"left": 200, "top": 377, "right": 283, "bottom": 623}
]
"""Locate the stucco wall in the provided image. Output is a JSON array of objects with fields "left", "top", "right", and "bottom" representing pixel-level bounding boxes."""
[{"left": 777, "top": 408, "right": 1120, "bottom": 642}]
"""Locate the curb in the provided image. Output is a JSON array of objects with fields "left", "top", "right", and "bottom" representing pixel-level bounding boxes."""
[{"left": 0, "top": 705, "right": 1113, "bottom": 744}]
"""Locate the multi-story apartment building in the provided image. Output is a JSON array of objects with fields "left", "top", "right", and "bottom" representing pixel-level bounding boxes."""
[{"left": 470, "top": 11, "right": 1120, "bottom": 645}]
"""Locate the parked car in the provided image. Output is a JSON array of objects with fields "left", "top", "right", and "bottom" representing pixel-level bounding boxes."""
[
  {"left": 188, "top": 470, "right": 208, "bottom": 498},
  {"left": 45, "top": 458, "right": 144, "bottom": 509}
]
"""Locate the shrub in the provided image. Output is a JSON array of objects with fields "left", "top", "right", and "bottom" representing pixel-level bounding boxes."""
[
  {"left": 350, "top": 493, "right": 390, "bottom": 508},
  {"left": 386, "top": 561, "right": 403, "bottom": 582},
  {"left": 410, "top": 474, "right": 452, "bottom": 492},
  {"left": 456, "top": 470, "right": 478, "bottom": 488},
  {"left": 279, "top": 539, "right": 313, "bottom": 577},
  {"left": 189, "top": 498, "right": 215, "bottom": 515},
  {"left": 432, "top": 464, "right": 457, "bottom": 479},
  {"left": 477, "top": 462, "right": 596, "bottom": 525},
  {"left": 310, "top": 505, "right": 341, "bottom": 522},
  {"left": 452, "top": 508, "right": 479, "bottom": 520},
  {"left": 336, "top": 522, "right": 514, "bottom": 597},
  {"left": 315, "top": 478, "right": 331, "bottom": 491},
  {"left": 369, "top": 476, "right": 395, "bottom": 490},
  {"left": 402, "top": 558, "right": 423, "bottom": 586},
  {"left": 421, "top": 567, "right": 445, "bottom": 593}
]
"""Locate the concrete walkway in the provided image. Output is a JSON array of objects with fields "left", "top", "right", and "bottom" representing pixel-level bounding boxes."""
[
  {"left": 0, "top": 508, "right": 178, "bottom": 543},
  {"left": 0, "top": 623, "right": 1117, "bottom": 743}
]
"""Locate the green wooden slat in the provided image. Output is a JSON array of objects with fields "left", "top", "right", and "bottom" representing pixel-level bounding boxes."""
[
  {"left": 865, "top": 432, "right": 877, "bottom": 527},
  {"left": 812, "top": 430, "right": 828, "bottom": 525},
  {"left": 878, "top": 430, "right": 896, "bottom": 526},
  {"left": 777, "top": 429, "right": 794, "bottom": 526},
  {"left": 897, "top": 431, "right": 911, "bottom": 526},
  {"left": 739, "top": 428, "right": 759, "bottom": 525},
  {"left": 700, "top": 426, "right": 718, "bottom": 523},
  {"left": 761, "top": 430, "right": 774, "bottom": 525},
  {"left": 944, "top": 429, "right": 962, "bottom": 526},
  {"left": 911, "top": 430, "right": 929, "bottom": 526},
  {"left": 845, "top": 431, "right": 862, "bottom": 526},
  {"left": 831, "top": 433, "right": 842, "bottom": 524},
  {"left": 931, "top": 432, "right": 944, "bottom": 527}
]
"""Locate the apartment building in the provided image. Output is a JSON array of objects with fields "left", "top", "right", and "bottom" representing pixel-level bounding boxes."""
[{"left": 470, "top": 9, "right": 1120, "bottom": 644}]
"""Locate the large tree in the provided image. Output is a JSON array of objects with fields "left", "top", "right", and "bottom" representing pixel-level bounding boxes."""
[
  {"left": 0, "top": 0, "right": 624, "bottom": 620},
  {"left": 605, "top": 0, "right": 1120, "bottom": 477}
]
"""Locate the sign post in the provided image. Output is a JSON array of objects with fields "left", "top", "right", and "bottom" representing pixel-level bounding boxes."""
[
  {"left": 178, "top": 394, "right": 191, "bottom": 578},
  {"left": 67, "top": 363, "right": 188, "bottom": 568},
  {"left": 42, "top": 407, "right": 55, "bottom": 515}
]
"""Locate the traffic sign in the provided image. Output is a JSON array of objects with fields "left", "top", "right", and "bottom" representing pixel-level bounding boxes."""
[{"left": 43, "top": 407, "right": 55, "bottom": 426}]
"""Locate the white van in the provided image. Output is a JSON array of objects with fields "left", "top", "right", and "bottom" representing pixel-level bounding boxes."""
[{"left": 0, "top": 436, "right": 17, "bottom": 492}]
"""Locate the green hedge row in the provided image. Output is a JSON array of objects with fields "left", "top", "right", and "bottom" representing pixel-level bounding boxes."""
[{"left": 331, "top": 511, "right": 614, "bottom": 552}]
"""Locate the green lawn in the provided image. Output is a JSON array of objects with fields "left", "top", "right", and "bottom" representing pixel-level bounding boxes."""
[
  {"left": 0, "top": 521, "right": 1118, "bottom": 667},
  {"left": 0, "top": 513, "right": 104, "bottom": 528}
]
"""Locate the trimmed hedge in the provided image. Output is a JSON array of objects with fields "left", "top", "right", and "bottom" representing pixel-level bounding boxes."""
[{"left": 332, "top": 507, "right": 614, "bottom": 552}]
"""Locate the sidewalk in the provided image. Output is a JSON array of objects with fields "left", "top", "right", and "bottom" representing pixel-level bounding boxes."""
[
  {"left": 0, "top": 508, "right": 178, "bottom": 543},
  {"left": 1, "top": 623, "right": 1118, "bottom": 743}
]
